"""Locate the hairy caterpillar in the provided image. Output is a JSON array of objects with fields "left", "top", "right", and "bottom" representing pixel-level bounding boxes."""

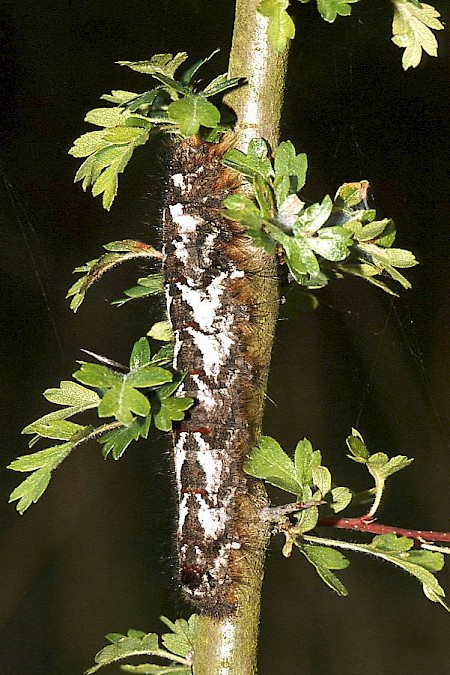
[{"left": 162, "top": 137, "right": 266, "bottom": 615}]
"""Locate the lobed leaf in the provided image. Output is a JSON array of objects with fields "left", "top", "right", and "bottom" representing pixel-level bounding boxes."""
[
  {"left": 100, "top": 417, "right": 150, "bottom": 460},
  {"left": 67, "top": 241, "right": 161, "bottom": 312},
  {"left": 117, "top": 53, "right": 188, "bottom": 79},
  {"left": 316, "top": 0, "right": 360, "bottom": 23},
  {"left": 392, "top": 1, "right": 443, "bottom": 70},
  {"left": 303, "top": 533, "right": 449, "bottom": 611},
  {"left": 153, "top": 397, "right": 194, "bottom": 433},
  {"left": 258, "top": 0, "right": 295, "bottom": 53}
]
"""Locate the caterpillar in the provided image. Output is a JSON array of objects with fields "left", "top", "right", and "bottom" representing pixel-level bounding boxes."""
[{"left": 162, "top": 136, "right": 266, "bottom": 616}]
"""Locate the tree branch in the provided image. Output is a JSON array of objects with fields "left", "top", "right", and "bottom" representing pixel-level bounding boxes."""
[{"left": 319, "top": 516, "right": 450, "bottom": 544}]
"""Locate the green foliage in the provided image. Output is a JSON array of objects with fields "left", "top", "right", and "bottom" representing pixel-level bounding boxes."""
[
  {"left": 391, "top": 0, "right": 444, "bottom": 70},
  {"left": 295, "top": 542, "right": 350, "bottom": 596},
  {"left": 258, "top": 0, "right": 295, "bottom": 53},
  {"left": 86, "top": 615, "right": 198, "bottom": 674},
  {"left": 222, "top": 140, "right": 417, "bottom": 295},
  {"left": 245, "top": 431, "right": 449, "bottom": 609},
  {"left": 258, "top": 0, "right": 443, "bottom": 69},
  {"left": 112, "top": 273, "right": 164, "bottom": 307},
  {"left": 70, "top": 51, "right": 244, "bottom": 209},
  {"left": 346, "top": 428, "right": 413, "bottom": 517},
  {"left": 245, "top": 435, "right": 352, "bottom": 536},
  {"left": 67, "top": 240, "right": 162, "bottom": 312},
  {"left": 147, "top": 321, "right": 174, "bottom": 342},
  {"left": 8, "top": 338, "right": 193, "bottom": 512},
  {"left": 303, "top": 533, "right": 449, "bottom": 611}
]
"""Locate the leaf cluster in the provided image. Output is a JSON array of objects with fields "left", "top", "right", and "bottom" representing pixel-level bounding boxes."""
[
  {"left": 258, "top": 0, "right": 362, "bottom": 53},
  {"left": 67, "top": 240, "right": 162, "bottom": 312},
  {"left": 258, "top": 0, "right": 443, "bottom": 70},
  {"left": 86, "top": 615, "right": 198, "bottom": 674},
  {"left": 8, "top": 337, "right": 193, "bottom": 514},
  {"left": 69, "top": 51, "right": 243, "bottom": 209},
  {"left": 222, "top": 140, "right": 417, "bottom": 295},
  {"left": 245, "top": 431, "right": 449, "bottom": 608}
]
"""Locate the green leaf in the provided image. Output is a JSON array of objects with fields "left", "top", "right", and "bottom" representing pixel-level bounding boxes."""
[
  {"left": 294, "top": 438, "right": 321, "bottom": 487},
  {"left": 253, "top": 174, "right": 276, "bottom": 219},
  {"left": 296, "top": 543, "right": 349, "bottom": 596},
  {"left": 346, "top": 428, "right": 370, "bottom": 462},
  {"left": 69, "top": 130, "right": 110, "bottom": 158},
  {"left": 153, "top": 396, "right": 194, "bottom": 432},
  {"left": 8, "top": 469, "right": 52, "bottom": 515},
  {"left": 104, "top": 126, "right": 145, "bottom": 144},
  {"left": 202, "top": 74, "right": 244, "bottom": 98},
  {"left": 180, "top": 49, "right": 220, "bottom": 86},
  {"left": 46, "top": 379, "right": 101, "bottom": 407},
  {"left": 86, "top": 616, "right": 197, "bottom": 674},
  {"left": 117, "top": 53, "right": 188, "bottom": 79},
  {"left": 150, "top": 344, "right": 174, "bottom": 366},
  {"left": 23, "top": 419, "right": 85, "bottom": 441},
  {"left": 74, "top": 363, "right": 122, "bottom": 388},
  {"left": 294, "top": 504, "right": 319, "bottom": 534},
  {"left": 129, "top": 338, "right": 152, "bottom": 371},
  {"left": 272, "top": 229, "right": 320, "bottom": 281},
  {"left": 367, "top": 452, "right": 414, "bottom": 481},
  {"left": 161, "top": 615, "right": 198, "bottom": 658},
  {"left": 244, "top": 436, "right": 303, "bottom": 496},
  {"left": 98, "top": 385, "right": 150, "bottom": 426},
  {"left": 168, "top": 96, "right": 220, "bottom": 136},
  {"left": 8, "top": 443, "right": 73, "bottom": 473},
  {"left": 100, "top": 90, "right": 139, "bottom": 104},
  {"left": 304, "top": 533, "right": 450, "bottom": 612},
  {"left": 222, "top": 194, "right": 264, "bottom": 230},
  {"left": 85, "top": 108, "right": 130, "bottom": 128},
  {"left": 312, "top": 465, "right": 332, "bottom": 497},
  {"left": 392, "top": 1, "right": 443, "bottom": 70},
  {"left": 294, "top": 195, "right": 333, "bottom": 234},
  {"left": 328, "top": 486, "right": 353, "bottom": 513},
  {"left": 308, "top": 226, "right": 353, "bottom": 262},
  {"left": 20, "top": 381, "right": 101, "bottom": 432},
  {"left": 258, "top": 0, "right": 295, "bottom": 53},
  {"left": 100, "top": 417, "right": 150, "bottom": 460},
  {"left": 222, "top": 139, "right": 272, "bottom": 181},
  {"left": 147, "top": 321, "right": 174, "bottom": 342},
  {"left": 316, "top": 0, "right": 360, "bottom": 23},
  {"left": 127, "top": 366, "right": 173, "bottom": 389},
  {"left": 346, "top": 429, "right": 414, "bottom": 517},
  {"left": 112, "top": 274, "right": 164, "bottom": 306},
  {"left": 274, "top": 141, "right": 308, "bottom": 193},
  {"left": 8, "top": 436, "right": 84, "bottom": 514},
  {"left": 67, "top": 241, "right": 161, "bottom": 312},
  {"left": 85, "top": 632, "right": 164, "bottom": 675}
]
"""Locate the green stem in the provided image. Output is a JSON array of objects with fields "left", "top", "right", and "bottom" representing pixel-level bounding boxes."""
[{"left": 193, "top": 2, "right": 289, "bottom": 674}]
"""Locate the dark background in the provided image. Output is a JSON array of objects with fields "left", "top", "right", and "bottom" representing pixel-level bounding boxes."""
[{"left": 1, "top": 1, "right": 449, "bottom": 673}]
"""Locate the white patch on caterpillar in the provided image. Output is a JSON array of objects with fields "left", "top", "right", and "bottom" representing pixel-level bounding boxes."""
[
  {"left": 195, "top": 494, "right": 232, "bottom": 539},
  {"left": 171, "top": 173, "right": 187, "bottom": 190},
  {"left": 169, "top": 203, "right": 199, "bottom": 231},
  {"left": 174, "top": 432, "right": 187, "bottom": 491},
  {"left": 176, "top": 272, "right": 228, "bottom": 330},
  {"left": 191, "top": 374, "right": 215, "bottom": 410},
  {"left": 193, "top": 433, "right": 223, "bottom": 500},
  {"left": 186, "top": 323, "right": 234, "bottom": 379},
  {"left": 178, "top": 493, "right": 189, "bottom": 535}
]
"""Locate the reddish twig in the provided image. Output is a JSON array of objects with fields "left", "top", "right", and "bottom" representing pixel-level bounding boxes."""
[{"left": 318, "top": 516, "right": 450, "bottom": 543}]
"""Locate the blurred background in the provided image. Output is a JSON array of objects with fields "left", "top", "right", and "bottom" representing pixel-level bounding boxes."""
[{"left": 1, "top": 1, "right": 449, "bottom": 673}]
